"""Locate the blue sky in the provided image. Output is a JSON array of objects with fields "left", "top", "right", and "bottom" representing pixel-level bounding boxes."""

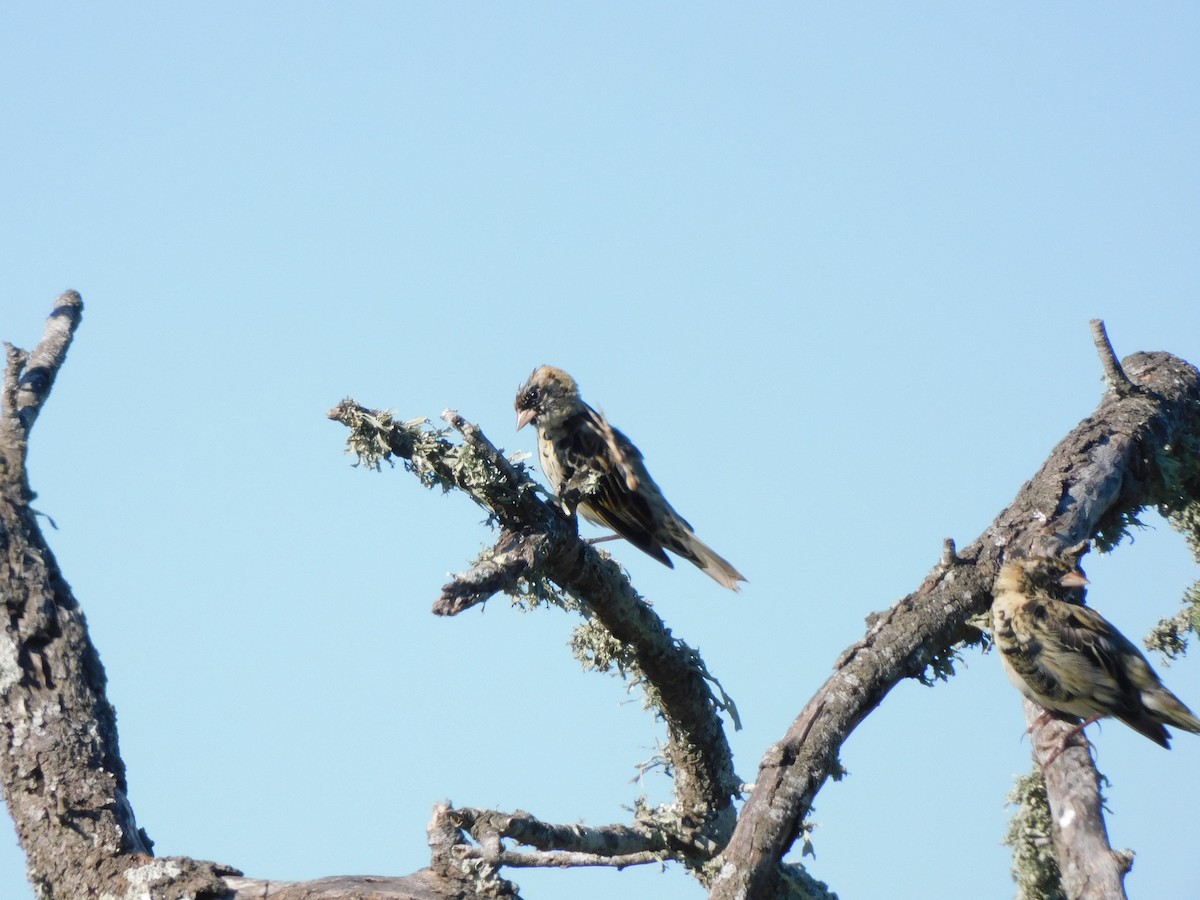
[{"left": 1, "top": 5, "right": 1198, "bottom": 899}]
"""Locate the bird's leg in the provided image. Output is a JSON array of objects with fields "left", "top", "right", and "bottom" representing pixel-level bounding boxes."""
[
  {"left": 1041, "top": 716, "right": 1100, "bottom": 768},
  {"left": 586, "top": 533, "right": 624, "bottom": 545},
  {"left": 1025, "top": 709, "right": 1054, "bottom": 735}
]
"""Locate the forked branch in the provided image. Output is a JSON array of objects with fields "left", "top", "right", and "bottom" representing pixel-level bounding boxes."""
[
  {"left": 708, "top": 347, "right": 1200, "bottom": 900},
  {"left": 326, "top": 399, "right": 743, "bottom": 859},
  {"left": 5, "top": 297, "right": 1196, "bottom": 899}
]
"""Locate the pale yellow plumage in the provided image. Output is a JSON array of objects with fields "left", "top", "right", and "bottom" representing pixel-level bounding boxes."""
[{"left": 992, "top": 555, "right": 1200, "bottom": 748}]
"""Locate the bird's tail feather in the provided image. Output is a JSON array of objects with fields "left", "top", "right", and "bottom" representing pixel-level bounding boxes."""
[
  {"left": 1146, "top": 688, "right": 1200, "bottom": 735},
  {"left": 684, "top": 535, "right": 746, "bottom": 592}
]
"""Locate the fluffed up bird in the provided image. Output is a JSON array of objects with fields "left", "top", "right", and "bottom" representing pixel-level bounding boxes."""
[
  {"left": 514, "top": 365, "right": 746, "bottom": 591},
  {"left": 992, "top": 555, "right": 1200, "bottom": 748}
]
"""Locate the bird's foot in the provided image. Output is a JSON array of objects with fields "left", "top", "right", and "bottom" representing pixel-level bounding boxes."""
[
  {"left": 1041, "top": 716, "right": 1100, "bottom": 768},
  {"left": 1025, "top": 710, "right": 1054, "bottom": 735}
]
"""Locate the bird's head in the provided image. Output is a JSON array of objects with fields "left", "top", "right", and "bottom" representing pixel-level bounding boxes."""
[
  {"left": 515, "top": 365, "right": 581, "bottom": 431},
  {"left": 996, "top": 555, "right": 1090, "bottom": 602}
]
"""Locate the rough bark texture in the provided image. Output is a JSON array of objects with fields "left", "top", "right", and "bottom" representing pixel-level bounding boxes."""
[
  {"left": 326, "top": 403, "right": 743, "bottom": 851},
  {"left": 4, "top": 293, "right": 1196, "bottom": 899},
  {"left": 0, "top": 293, "right": 234, "bottom": 897},
  {"left": 1026, "top": 702, "right": 1133, "bottom": 900},
  {"left": 708, "top": 350, "right": 1200, "bottom": 900},
  {"left": 0, "top": 297, "right": 525, "bottom": 899}
]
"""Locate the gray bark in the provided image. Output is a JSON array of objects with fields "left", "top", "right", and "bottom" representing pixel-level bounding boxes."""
[
  {"left": 3, "top": 293, "right": 1197, "bottom": 899},
  {"left": 0, "top": 293, "right": 232, "bottom": 897},
  {"left": 0, "top": 296, "right": 519, "bottom": 899},
  {"left": 1026, "top": 701, "right": 1133, "bottom": 900},
  {"left": 708, "top": 349, "right": 1200, "bottom": 900}
]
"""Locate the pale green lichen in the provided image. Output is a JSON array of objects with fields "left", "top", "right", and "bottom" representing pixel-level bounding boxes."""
[
  {"left": 571, "top": 616, "right": 638, "bottom": 677},
  {"left": 696, "top": 859, "right": 837, "bottom": 900},
  {"left": 339, "top": 404, "right": 457, "bottom": 486},
  {"left": 793, "top": 816, "right": 818, "bottom": 860},
  {"left": 1145, "top": 606, "right": 1196, "bottom": 661},
  {"left": 631, "top": 745, "right": 672, "bottom": 784},
  {"left": 1144, "top": 434, "right": 1200, "bottom": 660},
  {"left": 338, "top": 402, "right": 554, "bottom": 535},
  {"left": 340, "top": 406, "right": 405, "bottom": 470},
  {"left": 915, "top": 644, "right": 965, "bottom": 685},
  {"left": 777, "top": 861, "right": 839, "bottom": 900},
  {"left": 1092, "top": 508, "right": 1148, "bottom": 554},
  {"left": 506, "top": 574, "right": 575, "bottom": 611},
  {"left": 1003, "top": 769, "right": 1065, "bottom": 900},
  {"left": 569, "top": 617, "right": 741, "bottom": 732},
  {"left": 1059, "top": 429, "right": 1200, "bottom": 659}
]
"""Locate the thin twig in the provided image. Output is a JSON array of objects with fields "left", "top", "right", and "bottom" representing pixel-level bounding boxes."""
[
  {"left": 454, "top": 847, "right": 670, "bottom": 869},
  {"left": 1090, "top": 319, "right": 1136, "bottom": 398},
  {"left": 450, "top": 806, "right": 671, "bottom": 857},
  {"left": 443, "top": 788, "right": 689, "bottom": 879}
]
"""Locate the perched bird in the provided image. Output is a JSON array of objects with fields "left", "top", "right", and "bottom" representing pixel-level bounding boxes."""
[
  {"left": 514, "top": 365, "right": 746, "bottom": 591},
  {"left": 992, "top": 555, "right": 1200, "bottom": 748}
]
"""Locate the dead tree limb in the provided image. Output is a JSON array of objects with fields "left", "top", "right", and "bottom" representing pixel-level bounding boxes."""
[
  {"left": 5, "top": 295, "right": 1196, "bottom": 899},
  {"left": 0, "top": 297, "right": 525, "bottom": 900},
  {"left": 708, "top": 346, "right": 1200, "bottom": 900},
  {"left": 326, "top": 400, "right": 743, "bottom": 856},
  {"left": 0, "top": 293, "right": 236, "bottom": 898}
]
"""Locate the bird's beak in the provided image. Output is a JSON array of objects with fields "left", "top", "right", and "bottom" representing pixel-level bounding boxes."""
[
  {"left": 1059, "top": 569, "right": 1090, "bottom": 588},
  {"left": 516, "top": 408, "right": 536, "bottom": 431}
]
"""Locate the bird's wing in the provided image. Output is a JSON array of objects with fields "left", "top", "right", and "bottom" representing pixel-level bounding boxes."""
[
  {"left": 1056, "top": 604, "right": 1146, "bottom": 688},
  {"left": 1056, "top": 604, "right": 1172, "bottom": 746},
  {"left": 558, "top": 405, "right": 674, "bottom": 567}
]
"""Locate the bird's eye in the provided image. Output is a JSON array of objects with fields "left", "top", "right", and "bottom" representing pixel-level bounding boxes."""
[{"left": 523, "top": 387, "right": 541, "bottom": 408}]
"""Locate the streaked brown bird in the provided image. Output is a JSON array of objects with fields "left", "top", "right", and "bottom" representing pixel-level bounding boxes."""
[
  {"left": 515, "top": 365, "right": 746, "bottom": 591},
  {"left": 992, "top": 555, "right": 1200, "bottom": 748}
]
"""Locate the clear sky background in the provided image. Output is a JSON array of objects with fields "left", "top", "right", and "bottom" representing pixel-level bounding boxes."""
[{"left": 2, "top": 5, "right": 1199, "bottom": 899}]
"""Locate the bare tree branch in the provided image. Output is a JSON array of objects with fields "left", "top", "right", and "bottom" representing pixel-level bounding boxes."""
[
  {"left": 327, "top": 399, "right": 742, "bottom": 845},
  {"left": 10, "top": 290, "right": 82, "bottom": 434},
  {"left": 212, "top": 803, "right": 526, "bottom": 900},
  {"left": 1090, "top": 318, "right": 1136, "bottom": 398},
  {"left": 0, "top": 294, "right": 238, "bottom": 897},
  {"left": 0, "top": 290, "right": 82, "bottom": 494},
  {"left": 5, "top": 296, "right": 1196, "bottom": 899},
  {"left": 442, "top": 804, "right": 721, "bottom": 872},
  {"left": 221, "top": 872, "right": 505, "bottom": 900},
  {"left": 708, "top": 349, "right": 1200, "bottom": 900},
  {"left": 435, "top": 527, "right": 540, "bottom": 614}
]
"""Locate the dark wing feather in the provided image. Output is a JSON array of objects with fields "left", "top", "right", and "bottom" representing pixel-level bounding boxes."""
[
  {"left": 1059, "top": 606, "right": 1172, "bottom": 747},
  {"left": 1058, "top": 606, "right": 1126, "bottom": 682},
  {"left": 557, "top": 405, "right": 673, "bottom": 568}
]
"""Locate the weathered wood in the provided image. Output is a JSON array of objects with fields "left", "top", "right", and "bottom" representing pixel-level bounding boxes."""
[
  {"left": 4, "top": 293, "right": 1197, "bottom": 899},
  {"left": 708, "top": 351, "right": 1200, "bottom": 900},
  {"left": 222, "top": 872, "right": 475, "bottom": 900},
  {"left": 328, "top": 400, "right": 743, "bottom": 839},
  {"left": 1027, "top": 702, "right": 1134, "bottom": 900}
]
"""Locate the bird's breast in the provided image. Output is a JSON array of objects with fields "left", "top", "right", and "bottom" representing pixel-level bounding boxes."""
[{"left": 537, "top": 433, "right": 566, "bottom": 491}]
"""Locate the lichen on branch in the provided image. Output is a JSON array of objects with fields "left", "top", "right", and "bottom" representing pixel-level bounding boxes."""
[{"left": 330, "top": 396, "right": 744, "bottom": 881}]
